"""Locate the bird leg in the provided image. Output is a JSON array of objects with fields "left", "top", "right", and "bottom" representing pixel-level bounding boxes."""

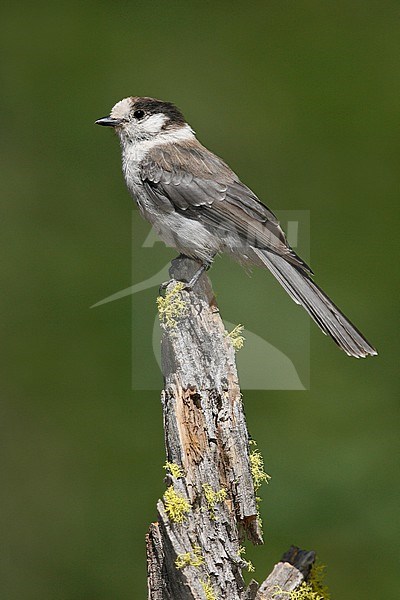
[
  {"left": 159, "top": 255, "right": 214, "bottom": 294},
  {"left": 183, "top": 259, "right": 212, "bottom": 290}
]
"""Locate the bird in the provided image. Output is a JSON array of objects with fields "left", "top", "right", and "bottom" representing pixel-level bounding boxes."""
[{"left": 95, "top": 96, "right": 377, "bottom": 358}]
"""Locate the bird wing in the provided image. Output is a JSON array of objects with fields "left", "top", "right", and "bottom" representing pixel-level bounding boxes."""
[
  {"left": 139, "top": 139, "right": 376, "bottom": 358},
  {"left": 140, "top": 140, "right": 312, "bottom": 273}
]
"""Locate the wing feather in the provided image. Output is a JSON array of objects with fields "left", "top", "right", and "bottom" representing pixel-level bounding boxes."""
[{"left": 140, "top": 140, "right": 312, "bottom": 273}]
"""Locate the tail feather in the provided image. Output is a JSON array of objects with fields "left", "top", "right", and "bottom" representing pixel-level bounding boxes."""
[{"left": 254, "top": 249, "right": 377, "bottom": 358}]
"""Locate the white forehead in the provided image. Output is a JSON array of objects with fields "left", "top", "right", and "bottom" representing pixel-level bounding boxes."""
[
  {"left": 110, "top": 97, "right": 132, "bottom": 119},
  {"left": 109, "top": 97, "right": 169, "bottom": 133}
]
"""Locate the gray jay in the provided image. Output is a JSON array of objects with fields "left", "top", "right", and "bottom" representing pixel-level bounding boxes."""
[{"left": 96, "top": 96, "right": 376, "bottom": 358}]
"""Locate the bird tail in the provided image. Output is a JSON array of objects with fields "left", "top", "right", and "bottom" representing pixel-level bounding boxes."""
[{"left": 254, "top": 249, "right": 377, "bottom": 358}]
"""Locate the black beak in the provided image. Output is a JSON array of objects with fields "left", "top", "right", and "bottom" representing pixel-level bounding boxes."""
[{"left": 95, "top": 116, "right": 122, "bottom": 127}]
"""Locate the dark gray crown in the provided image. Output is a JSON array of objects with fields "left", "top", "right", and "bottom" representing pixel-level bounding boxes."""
[{"left": 132, "top": 97, "right": 186, "bottom": 126}]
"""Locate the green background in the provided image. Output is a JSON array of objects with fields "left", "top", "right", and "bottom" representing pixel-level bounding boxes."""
[{"left": 1, "top": 1, "right": 399, "bottom": 598}]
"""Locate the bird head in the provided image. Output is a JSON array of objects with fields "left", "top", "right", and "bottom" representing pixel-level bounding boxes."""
[{"left": 95, "top": 96, "right": 188, "bottom": 143}]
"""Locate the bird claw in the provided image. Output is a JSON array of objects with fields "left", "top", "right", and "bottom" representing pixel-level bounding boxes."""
[
  {"left": 158, "top": 280, "right": 174, "bottom": 295},
  {"left": 160, "top": 257, "right": 214, "bottom": 294},
  {"left": 159, "top": 278, "right": 193, "bottom": 295}
]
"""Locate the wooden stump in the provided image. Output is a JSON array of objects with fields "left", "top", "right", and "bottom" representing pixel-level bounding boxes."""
[{"left": 146, "top": 256, "right": 317, "bottom": 599}]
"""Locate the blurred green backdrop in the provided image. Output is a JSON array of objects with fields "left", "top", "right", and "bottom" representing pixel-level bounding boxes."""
[{"left": 1, "top": 1, "right": 399, "bottom": 598}]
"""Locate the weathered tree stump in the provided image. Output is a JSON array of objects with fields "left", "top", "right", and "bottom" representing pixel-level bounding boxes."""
[{"left": 146, "top": 256, "right": 318, "bottom": 599}]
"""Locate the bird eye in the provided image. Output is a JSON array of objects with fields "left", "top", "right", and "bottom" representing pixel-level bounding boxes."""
[{"left": 133, "top": 109, "right": 145, "bottom": 120}]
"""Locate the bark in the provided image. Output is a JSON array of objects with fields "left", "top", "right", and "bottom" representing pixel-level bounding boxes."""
[
  {"left": 146, "top": 256, "right": 316, "bottom": 599},
  {"left": 256, "top": 546, "right": 316, "bottom": 599}
]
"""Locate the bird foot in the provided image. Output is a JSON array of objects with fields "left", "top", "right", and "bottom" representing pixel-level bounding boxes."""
[{"left": 160, "top": 257, "right": 214, "bottom": 294}]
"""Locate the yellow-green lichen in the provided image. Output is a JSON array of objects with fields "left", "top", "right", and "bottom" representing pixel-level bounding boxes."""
[
  {"left": 226, "top": 324, "right": 245, "bottom": 351},
  {"left": 237, "top": 545, "right": 255, "bottom": 573},
  {"left": 202, "top": 483, "right": 227, "bottom": 520},
  {"left": 271, "top": 583, "right": 322, "bottom": 600},
  {"left": 249, "top": 442, "right": 271, "bottom": 492},
  {"left": 246, "top": 560, "right": 255, "bottom": 573},
  {"left": 175, "top": 545, "right": 204, "bottom": 569},
  {"left": 200, "top": 577, "right": 217, "bottom": 600},
  {"left": 163, "top": 486, "right": 191, "bottom": 523},
  {"left": 249, "top": 440, "right": 271, "bottom": 532},
  {"left": 157, "top": 282, "right": 187, "bottom": 328},
  {"left": 163, "top": 461, "right": 184, "bottom": 478},
  {"left": 308, "top": 562, "right": 330, "bottom": 600}
]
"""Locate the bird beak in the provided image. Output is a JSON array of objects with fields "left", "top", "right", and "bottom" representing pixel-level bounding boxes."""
[{"left": 95, "top": 116, "right": 122, "bottom": 127}]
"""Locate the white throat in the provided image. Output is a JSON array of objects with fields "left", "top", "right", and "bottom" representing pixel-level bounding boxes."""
[
  {"left": 120, "top": 124, "right": 195, "bottom": 186},
  {"left": 121, "top": 123, "right": 194, "bottom": 163}
]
